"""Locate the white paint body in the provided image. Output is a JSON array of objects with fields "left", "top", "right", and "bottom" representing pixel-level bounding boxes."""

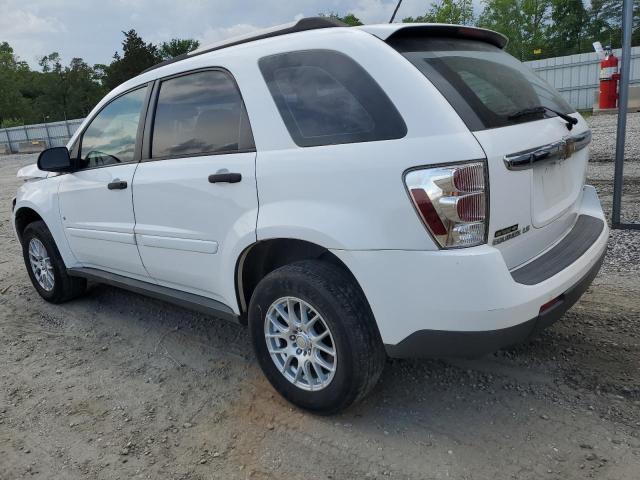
[{"left": 12, "top": 24, "right": 608, "bottom": 349}]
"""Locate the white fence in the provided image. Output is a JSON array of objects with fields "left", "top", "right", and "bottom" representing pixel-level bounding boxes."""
[
  {"left": 525, "top": 46, "right": 640, "bottom": 111},
  {"left": 0, "top": 118, "right": 84, "bottom": 154}
]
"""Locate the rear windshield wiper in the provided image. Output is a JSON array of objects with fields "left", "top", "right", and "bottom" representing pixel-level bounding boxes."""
[{"left": 507, "top": 106, "right": 578, "bottom": 130}]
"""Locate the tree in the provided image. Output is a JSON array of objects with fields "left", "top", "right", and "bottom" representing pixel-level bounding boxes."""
[
  {"left": 159, "top": 38, "right": 200, "bottom": 60},
  {"left": 547, "top": 0, "right": 588, "bottom": 57},
  {"left": 478, "top": 0, "right": 551, "bottom": 61},
  {"left": 103, "top": 30, "right": 161, "bottom": 90},
  {"left": 0, "top": 42, "right": 32, "bottom": 125},
  {"left": 635, "top": 1, "right": 640, "bottom": 46},
  {"left": 38, "top": 52, "right": 62, "bottom": 73},
  {"left": 65, "top": 58, "right": 108, "bottom": 117},
  {"left": 521, "top": 0, "right": 552, "bottom": 58},
  {"left": 585, "top": 0, "right": 620, "bottom": 48},
  {"left": 336, "top": 13, "right": 364, "bottom": 26},
  {"left": 0, "top": 40, "right": 107, "bottom": 125},
  {"left": 319, "top": 12, "right": 363, "bottom": 26},
  {"left": 403, "top": 0, "right": 475, "bottom": 25},
  {"left": 478, "top": 0, "right": 525, "bottom": 58}
]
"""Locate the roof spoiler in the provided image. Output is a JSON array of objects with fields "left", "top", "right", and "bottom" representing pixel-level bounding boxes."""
[
  {"left": 142, "top": 17, "right": 347, "bottom": 74},
  {"left": 362, "top": 24, "right": 508, "bottom": 50}
]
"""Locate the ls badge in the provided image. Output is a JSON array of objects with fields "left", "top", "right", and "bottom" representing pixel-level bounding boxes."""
[{"left": 492, "top": 224, "right": 530, "bottom": 245}]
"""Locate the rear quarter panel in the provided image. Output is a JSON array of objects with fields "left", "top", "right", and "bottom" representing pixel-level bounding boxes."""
[{"left": 233, "top": 28, "right": 486, "bottom": 250}]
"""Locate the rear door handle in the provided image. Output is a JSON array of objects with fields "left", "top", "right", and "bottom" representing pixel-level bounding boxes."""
[
  {"left": 107, "top": 180, "right": 128, "bottom": 190},
  {"left": 208, "top": 173, "right": 242, "bottom": 184}
]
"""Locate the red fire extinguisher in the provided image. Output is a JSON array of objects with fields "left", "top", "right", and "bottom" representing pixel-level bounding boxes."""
[{"left": 599, "top": 46, "right": 620, "bottom": 109}]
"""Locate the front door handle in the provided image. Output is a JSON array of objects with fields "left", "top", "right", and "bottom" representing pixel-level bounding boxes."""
[
  {"left": 107, "top": 180, "right": 128, "bottom": 190},
  {"left": 208, "top": 172, "right": 242, "bottom": 184}
]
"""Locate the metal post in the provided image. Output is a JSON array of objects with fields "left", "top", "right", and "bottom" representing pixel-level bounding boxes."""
[
  {"left": 43, "top": 116, "right": 52, "bottom": 148},
  {"left": 612, "top": 0, "right": 633, "bottom": 228},
  {"left": 23, "top": 125, "right": 29, "bottom": 153},
  {"left": 64, "top": 111, "right": 71, "bottom": 140}
]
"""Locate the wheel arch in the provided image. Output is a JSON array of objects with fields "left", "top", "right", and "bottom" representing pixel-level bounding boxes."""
[
  {"left": 14, "top": 206, "right": 45, "bottom": 244},
  {"left": 235, "top": 238, "right": 373, "bottom": 325}
]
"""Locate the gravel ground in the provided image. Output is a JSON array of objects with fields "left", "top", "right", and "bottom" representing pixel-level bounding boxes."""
[
  {"left": 1, "top": 114, "right": 639, "bottom": 480},
  {"left": 588, "top": 113, "right": 640, "bottom": 163}
]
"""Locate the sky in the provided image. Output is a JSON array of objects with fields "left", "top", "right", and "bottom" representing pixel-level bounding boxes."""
[{"left": 0, "top": 0, "right": 483, "bottom": 68}]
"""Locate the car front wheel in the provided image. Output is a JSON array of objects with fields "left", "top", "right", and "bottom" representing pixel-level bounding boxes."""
[{"left": 21, "top": 220, "right": 86, "bottom": 303}]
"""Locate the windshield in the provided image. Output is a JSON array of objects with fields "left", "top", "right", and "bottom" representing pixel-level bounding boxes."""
[{"left": 388, "top": 36, "right": 575, "bottom": 131}]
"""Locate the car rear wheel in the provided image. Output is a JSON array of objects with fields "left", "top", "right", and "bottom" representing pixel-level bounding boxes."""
[
  {"left": 249, "top": 260, "right": 385, "bottom": 414},
  {"left": 21, "top": 221, "right": 86, "bottom": 303}
]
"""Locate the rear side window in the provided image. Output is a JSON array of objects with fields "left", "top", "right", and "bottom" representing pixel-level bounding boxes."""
[
  {"left": 388, "top": 36, "right": 575, "bottom": 131},
  {"left": 151, "top": 70, "right": 254, "bottom": 159},
  {"left": 259, "top": 50, "right": 407, "bottom": 147}
]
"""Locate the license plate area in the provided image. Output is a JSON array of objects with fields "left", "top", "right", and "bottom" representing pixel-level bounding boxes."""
[{"left": 531, "top": 148, "right": 587, "bottom": 228}]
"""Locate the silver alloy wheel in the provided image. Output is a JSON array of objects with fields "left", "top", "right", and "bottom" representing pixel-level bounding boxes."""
[
  {"left": 264, "top": 296, "right": 337, "bottom": 391},
  {"left": 28, "top": 238, "right": 55, "bottom": 292}
]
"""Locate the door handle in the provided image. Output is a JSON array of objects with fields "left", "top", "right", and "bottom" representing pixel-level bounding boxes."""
[
  {"left": 107, "top": 180, "right": 128, "bottom": 190},
  {"left": 208, "top": 172, "right": 242, "bottom": 184}
]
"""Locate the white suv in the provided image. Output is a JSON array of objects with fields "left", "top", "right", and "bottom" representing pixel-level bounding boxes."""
[{"left": 12, "top": 18, "right": 608, "bottom": 413}]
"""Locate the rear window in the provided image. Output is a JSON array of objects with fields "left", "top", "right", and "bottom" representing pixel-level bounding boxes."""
[
  {"left": 151, "top": 70, "right": 254, "bottom": 159},
  {"left": 259, "top": 50, "right": 407, "bottom": 147},
  {"left": 388, "top": 36, "right": 575, "bottom": 131}
]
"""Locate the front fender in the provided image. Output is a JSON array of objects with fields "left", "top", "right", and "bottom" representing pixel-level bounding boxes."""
[{"left": 13, "top": 177, "right": 79, "bottom": 268}]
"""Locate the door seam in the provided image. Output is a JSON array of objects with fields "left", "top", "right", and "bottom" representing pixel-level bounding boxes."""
[{"left": 130, "top": 161, "right": 159, "bottom": 283}]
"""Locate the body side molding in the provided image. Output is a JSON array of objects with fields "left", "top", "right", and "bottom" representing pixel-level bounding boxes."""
[{"left": 67, "top": 267, "right": 239, "bottom": 323}]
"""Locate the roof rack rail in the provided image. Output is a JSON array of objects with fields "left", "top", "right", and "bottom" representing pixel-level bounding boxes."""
[{"left": 142, "top": 17, "right": 347, "bottom": 74}]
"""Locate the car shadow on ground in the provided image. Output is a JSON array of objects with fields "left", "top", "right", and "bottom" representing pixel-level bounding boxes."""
[{"left": 72, "top": 281, "right": 637, "bottom": 425}]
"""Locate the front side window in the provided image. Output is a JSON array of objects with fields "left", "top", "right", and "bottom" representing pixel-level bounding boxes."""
[
  {"left": 259, "top": 50, "right": 407, "bottom": 147},
  {"left": 151, "top": 70, "right": 254, "bottom": 159},
  {"left": 79, "top": 87, "right": 147, "bottom": 168},
  {"left": 388, "top": 35, "right": 575, "bottom": 131}
]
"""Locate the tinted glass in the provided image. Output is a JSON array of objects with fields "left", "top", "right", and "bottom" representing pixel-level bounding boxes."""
[
  {"left": 389, "top": 36, "right": 575, "bottom": 131},
  {"left": 152, "top": 70, "right": 254, "bottom": 158},
  {"left": 79, "top": 87, "right": 146, "bottom": 168},
  {"left": 259, "top": 50, "right": 407, "bottom": 147}
]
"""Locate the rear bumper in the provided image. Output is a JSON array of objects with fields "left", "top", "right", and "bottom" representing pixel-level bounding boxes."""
[
  {"left": 331, "top": 185, "right": 608, "bottom": 358},
  {"left": 384, "top": 246, "right": 605, "bottom": 358}
]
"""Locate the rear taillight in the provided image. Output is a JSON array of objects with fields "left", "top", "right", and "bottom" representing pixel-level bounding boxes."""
[{"left": 405, "top": 161, "right": 488, "bottom": 248}]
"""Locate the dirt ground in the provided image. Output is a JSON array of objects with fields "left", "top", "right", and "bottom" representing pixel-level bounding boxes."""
[{"left": 1, "top": 116, "right": 640, "bottom": 479}]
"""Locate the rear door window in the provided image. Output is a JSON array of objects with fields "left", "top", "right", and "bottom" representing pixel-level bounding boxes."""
[
  {"left": 151, "top": 70, "right": 254, "bottom": 159},
  {"left": 259, "top": 50, "right": 407, "bottom": 147},
  {"left": 388, "top": 36, "right": 575, "bottom": 131}
]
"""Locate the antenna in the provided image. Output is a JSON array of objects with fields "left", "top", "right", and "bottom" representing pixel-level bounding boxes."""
[{"left": 389, "top": 0, "right": 403, "bottom": 23}]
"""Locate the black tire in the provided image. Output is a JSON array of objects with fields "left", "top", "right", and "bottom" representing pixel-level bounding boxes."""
[
  {"left": 248, "top": 260, "right": 386, "bottom": 414},
  {"left": 21, "top": 220, "right": 86, "bottom": 303}
]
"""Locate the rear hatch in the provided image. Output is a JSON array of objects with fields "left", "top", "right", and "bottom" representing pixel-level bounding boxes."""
[{"left": 387, "top": 29, "right": 590, "bottom": 269}]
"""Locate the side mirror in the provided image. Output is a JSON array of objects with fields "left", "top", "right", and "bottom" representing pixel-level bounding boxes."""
[{"left": 37, "top": 147, "right": 74, "bottom": 173}]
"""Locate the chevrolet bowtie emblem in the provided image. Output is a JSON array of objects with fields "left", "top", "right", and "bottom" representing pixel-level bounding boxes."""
[{"left": 561, "top": 137, "right": 578, "bottom": 160}]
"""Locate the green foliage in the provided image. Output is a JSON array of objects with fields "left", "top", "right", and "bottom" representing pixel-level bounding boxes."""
[
  {"left": 1, "top": 118, "right": 23, "bottom": 128},
  {"left": 102, "top": 30, "right": 162, "bottom": 90},
  {"left": 478, "top": 0, "right": 551, "bottom": 61},
  {"left": 547, "top": 0, "right": 588, "bottom": 57},
  {"left": 319, "top": 12, "right": 364, "bottom": 26},
  {"left": 403, "top": 0, "right": 474, "bottom": 25},
  {"left": 0, "top": 40, "right": 108, "bottom": 125},
  {"left": 159, "top": 38, "right": 200, "bottom": 60},
  {"left": 408, "top": 0, "right": 639, "bottom": 61},
  {"left": 2, "top": 9, "right": 639, "bottom": 128},
  {"left": 0, "top": 42, "right": 33, "bottom": 125}
]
